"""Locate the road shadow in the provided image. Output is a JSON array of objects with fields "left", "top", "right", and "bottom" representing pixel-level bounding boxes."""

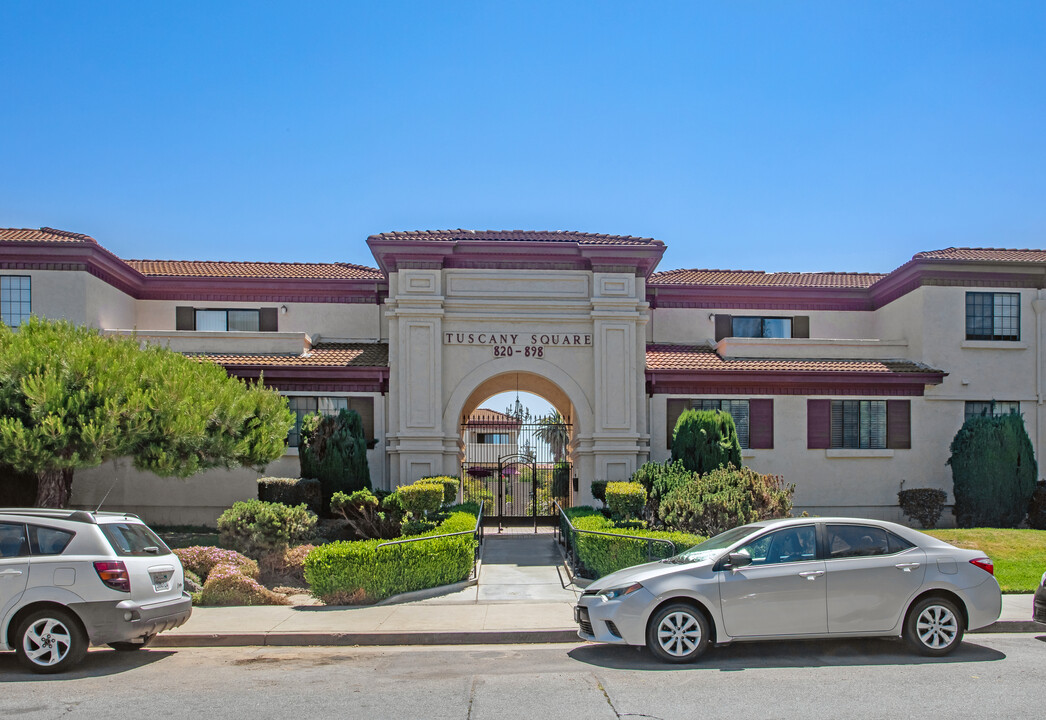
[
  {"left": 568, "top": 637, "right": 1006, "bottom": 671},
  {"left": 0, "top": 648, "right": 173, "bottom": 681}
]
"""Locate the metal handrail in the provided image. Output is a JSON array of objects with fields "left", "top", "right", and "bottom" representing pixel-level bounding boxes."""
[
  {"left": 376, "top": 500, "right": 485, "bottom": 578},
  {"left": 553, "top": 500, "right": 676, "bottom": 578}
]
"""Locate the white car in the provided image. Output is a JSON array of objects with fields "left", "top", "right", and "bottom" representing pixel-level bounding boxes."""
[
  {"left": 0, "top": 508, "right": 192, "bottom": 673},
  {"left": 576, "top": 517, "right": 1002, "bottom": 662}
]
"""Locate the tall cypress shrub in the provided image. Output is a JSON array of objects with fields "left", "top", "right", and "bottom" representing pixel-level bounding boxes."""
[
  {"left": 948, "top": 412, "right": 1037, "bottom": 527},
  {"left": 300, "top": 408, "right": 371, "bottom": 511},
  {"left": 671, "top": 409, "right": 743, "bottom": 474}
]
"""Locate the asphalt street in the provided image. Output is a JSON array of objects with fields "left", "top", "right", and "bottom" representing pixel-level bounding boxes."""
[{"left": 2, "top": 634, "right": 1044, "bottom": 720}]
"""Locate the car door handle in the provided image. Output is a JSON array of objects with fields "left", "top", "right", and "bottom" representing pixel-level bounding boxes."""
[
  {"left": 798, "top": 571, "right": 824, "bottom": 580},
  {"left": 895, "top": 562, "right": 921, "bottom": 572},
  {"left": 0, "top": 569, "right": 24, "bottom": 577}
]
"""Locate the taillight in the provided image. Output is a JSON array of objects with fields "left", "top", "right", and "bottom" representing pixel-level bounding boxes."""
[
  {"left": 970, "top": 557, "right": 994, "bottom": 575},
  {"left": 94, "top": 561, "right": 131, "bottom": 592}
]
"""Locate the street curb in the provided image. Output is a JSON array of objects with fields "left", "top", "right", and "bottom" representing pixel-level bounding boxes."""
[
  {"left": 971, "top": 620, "right": 1046, "bottom": 634},
  {"left": 152, "top": 629, "right": 582, "bottom": 648}
]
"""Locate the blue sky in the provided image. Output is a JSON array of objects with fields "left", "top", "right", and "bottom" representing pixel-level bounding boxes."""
[{"left": 1, "top": 2, "right": 1044, "bottom": 274}]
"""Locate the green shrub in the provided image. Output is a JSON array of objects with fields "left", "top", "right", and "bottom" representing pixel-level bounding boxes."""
[
  {"left": 173, "top": 546, "right": 259, "bottom": 580},
  {"left": 606, "top": 482, "right": 647, "bottom": 521},
  {"left": 257, "top": 477, "right": 322, "bottom": 514},
  {"left": 420, "top": 476, "right": 460, "bottom": 504},
  {"left": 217, "top": 499, "right": 317, "bottom": 561},
  {"left": 551, "top": 462, "right": 571, "bottom": 499},
  {"left": 398, "top": 483, "right": 444, "bottom": 517},
  {"left": 463, "top": 477, "right": 494, "bottom": 506},
  {"left": 304, "top": 511, "right": 478, "bottom": 604},
  {"left": 198, "top": 562, "right": 290, "bottom": 606},
  {"left": 658, "top": 465, "right": 793, "bottom": 536},
  {"left": 300, "top": 408, "right": 371, "bottom": 511},
  {"left": 591, "top": 480, "right": 608, "bottom": 505},
  {"left": 672, "top": 409, "right": 742, "bottom": 474},
  {"left": 1029, "top": 482, "right": 1046, "bottom": 530},
  {"left": 949, "top": 412, "right": 1037, "bottom": 527},
  {"left": 898, "top": 488, "right": 948, "bottom": 529},
  {"left": 631, "top": 460, "right": 693, "bottom": 519},
  {"left": 562, "top": 507, "right": 704, "bottom": 578},
  {"left": 330, "top": 489, "right": 403, "bottom": 540}
]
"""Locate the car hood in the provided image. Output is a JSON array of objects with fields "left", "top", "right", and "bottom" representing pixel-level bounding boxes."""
[{"left": 587, "top": 557, "right": 716, "bottom": 592}]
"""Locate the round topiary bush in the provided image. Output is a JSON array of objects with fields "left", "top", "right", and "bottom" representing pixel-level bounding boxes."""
[{"left": 217, "top": 499, "right": 317, "bottom": 560}]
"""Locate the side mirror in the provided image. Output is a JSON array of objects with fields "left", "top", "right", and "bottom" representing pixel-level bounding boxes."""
[{"left": 725, "top": 550, "right": 752, "bottom": 570}]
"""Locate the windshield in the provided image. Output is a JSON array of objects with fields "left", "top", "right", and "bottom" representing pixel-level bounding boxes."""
[{"left": 667, "top": 524, "right": 764, "bottom": 564}]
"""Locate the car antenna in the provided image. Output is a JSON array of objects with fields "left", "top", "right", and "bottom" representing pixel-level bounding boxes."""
[{"left": 94, "top": 481, "right": 117, "bottom": 513}]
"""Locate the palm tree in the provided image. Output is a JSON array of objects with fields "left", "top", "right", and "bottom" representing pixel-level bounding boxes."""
[{"left": 535, "top": 411, "right": 570, "bottom": 462}]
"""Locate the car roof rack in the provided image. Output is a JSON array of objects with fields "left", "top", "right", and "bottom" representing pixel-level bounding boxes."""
[{"left": 0, "top": 508, "right": 142, "bottom": 524}]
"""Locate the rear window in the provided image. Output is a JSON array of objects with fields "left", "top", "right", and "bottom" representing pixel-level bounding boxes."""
[
  {"left": 28, "top": 525, "right": 75, "bottom": 555},
  {"left": 100, "top": 522, "right": 171, "bottom": 557}
]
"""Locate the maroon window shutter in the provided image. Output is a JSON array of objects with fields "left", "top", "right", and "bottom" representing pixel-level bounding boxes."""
[
  {"left": 714, "top": 314, "right": 732, "bottom": 341},
  {"left": 807, "top": 399, "right": 831, "bottom": 449},
  {"left": 259, "top": 307, "right": 278, "bottom": 332},
  {"left": 666, "top": 399, "right": 689, "bottom": 449},
  {"left": 176, "top": 307, "right": 195, "bottom": 331},
  {"left": 887, "top": 400, "right": 911, "bottom": 449},
  {"left": 792, "top": 316, "right": 810, "bottom": 338},
  {"left": 749, "top": 399, "right": 774, "bottom": 449}
]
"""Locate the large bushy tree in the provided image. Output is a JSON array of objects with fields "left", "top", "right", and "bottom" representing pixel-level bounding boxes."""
[
  {"left": 299, "top": 408, "right": 371, "bottom": 511},
  {"left": 948, "top": 411, "right": 1037, "bottom": 527},
  {"left": 671, "top": 409, "right": 743, "bottom": 474},
  {"left": 0, "top": 318, "right": 295, "bottom": 508}
]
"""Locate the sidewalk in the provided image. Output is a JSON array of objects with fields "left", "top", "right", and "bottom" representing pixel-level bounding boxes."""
[{"left": 153, "top": 533, "right": 1044, "bottom": 648}]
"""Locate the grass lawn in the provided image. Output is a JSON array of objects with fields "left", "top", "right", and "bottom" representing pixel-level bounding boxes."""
[{"left": 925, "top": 528, "right": 1046, "bottom": 593}]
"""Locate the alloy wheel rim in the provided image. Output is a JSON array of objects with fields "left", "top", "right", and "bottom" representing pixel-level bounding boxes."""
[
  {"left": 23, "top": 618, "right": 72, "bottom": 666},
  {"left": 916, "top": 605, "right": 958, "bottom": 649},
  {"left": 657, "top": 611, "right": 701, "bottom": 657}
]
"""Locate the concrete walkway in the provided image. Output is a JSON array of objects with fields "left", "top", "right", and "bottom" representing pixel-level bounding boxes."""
[{"left": 154, "top": 532, "right": 1044, "bottom": 647}]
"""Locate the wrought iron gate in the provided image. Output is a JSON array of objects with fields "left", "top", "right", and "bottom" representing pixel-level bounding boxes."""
[{"left": 461, "top": 417, "right": 572, "bottom": 521}]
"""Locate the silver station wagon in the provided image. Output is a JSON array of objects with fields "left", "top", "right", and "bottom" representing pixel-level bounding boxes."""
[
  {"left": 0, "top": 508, "right": 192, "bottom": 673},
  {"left": 576, "top": 517, "right": 1001, "bottom": 662}
]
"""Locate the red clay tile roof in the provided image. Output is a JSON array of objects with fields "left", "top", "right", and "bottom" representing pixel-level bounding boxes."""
[
  {"left": 649, "top": 269, "right": 886, "bottom": 288},
  {"left": 466, "top": 408, "right": 522, "bottom": 425},
  {"left": 126, "top": 259, "right": 383, "bottom": 280},
  {"left": 368, "top": 230, "right": 661, "bottom": 246},
  {"left": 646, "top": 344, "right": 937, "bottom": 374},
  {"left": 0, "top": 227, "right": 97, "bottom": 244},
  {"left": 195, "top": 342, "right": 388, "bottom": 367},
  {"left": 912, "top": 247, "right": 1046, "bottom": 263}
]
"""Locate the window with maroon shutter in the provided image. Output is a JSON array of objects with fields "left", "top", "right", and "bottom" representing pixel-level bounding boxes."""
[
  {"left": 175, "top": 306, "right": 195, "bottom": 331},
  {"left": 749, "top": 399, "right": 774, "bottom": 449},
  {"left": 807, "top": 399, "right": 831, "bottom": 449},
  {"left": 886, "top": 400, "right": 911, "bottom": 449},
  {"left": 666, "top": 399, "right": 689, "bottom": 449}
]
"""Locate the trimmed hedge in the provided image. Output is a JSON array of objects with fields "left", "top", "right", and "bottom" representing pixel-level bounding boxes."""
[
  {"left": 421, "top": 476, "right": 461, "bottom": 504},
  {"left": 199, "top": 562, "right": 290, "bottom": 606},
  {"left": 898, "top": 488, "right": 948, "bottom": 529},
  {"left": 591, "top": 480, "right": 608, "bottom": 505},
  {"left": 217, "top": 499, "right": 317, "bottom": 560},
  {"left": 258, "top": 477, "right": 322, "bottom": 514},
  {"left": 562, "top": 507, "right": 704, "bottom": 579},
  {"left": 304, "top": 510, "right": 478, "bottom": 604},
  {"left": 399, "top": 482, "right": 445, "bottom": 517},
  {"left": 174, "top": 546, "right": 260, "bottom": 580},
  {"left": 606, "top": 481, "right": 647, "bottom": 521}
]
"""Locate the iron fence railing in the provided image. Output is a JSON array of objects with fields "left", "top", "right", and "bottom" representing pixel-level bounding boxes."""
[
  {"left": 376, "top": 500, "right": 485, "bottom": 580},
  {"left": 553, "top": 500, "right": 676, "bottom": 579}
]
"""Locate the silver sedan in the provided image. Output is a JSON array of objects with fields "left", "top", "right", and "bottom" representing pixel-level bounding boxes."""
[{"left": 575, "top": 517, "right": 1001, "bottom": 662}]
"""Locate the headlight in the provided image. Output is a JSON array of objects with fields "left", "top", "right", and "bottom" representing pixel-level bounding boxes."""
[{"left": 599, "top": 582, "right": 643, "bottom": 601}]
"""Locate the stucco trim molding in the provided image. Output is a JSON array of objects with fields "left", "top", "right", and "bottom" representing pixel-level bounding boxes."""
[{"left": 645, "top": 369, "right": 944, "bottom": 397}]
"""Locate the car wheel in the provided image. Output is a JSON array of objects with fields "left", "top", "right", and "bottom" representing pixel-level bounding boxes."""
[
  {"left": 107, "top": 635, "right": 155, "bottom": 652},
  {"left": 14, "top": 608, "right": 89, "bottom": 674},
  {"left": 904, "top": 597, "right": 964, "bottom": 656},
  {"left": 646, "top": 603, "right": 710, "bottom": 663}
]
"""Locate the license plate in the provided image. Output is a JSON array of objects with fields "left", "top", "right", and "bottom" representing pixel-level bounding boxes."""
[
  {"left": 151, "top": 571, "right": 171, "bottom": 592},
  {"left": 153, "top": 581, "right": 171, "bottom": 592}
]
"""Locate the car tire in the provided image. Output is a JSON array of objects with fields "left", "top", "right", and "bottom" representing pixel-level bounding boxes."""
[
  {"left": 108, "top": 635, "right": 155, "bottom": 652},
  {"left": 904, "top": 596, "right": 965, "bottom": 656},
  {"left": 646, "top": 603, "right": 710, "bottom": 663},
  {"left": 14, "top": 607, "right": 89, "bottom": 674}
]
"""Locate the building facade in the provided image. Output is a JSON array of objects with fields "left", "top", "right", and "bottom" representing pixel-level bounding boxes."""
[{"left": 2, "top": 227, "right": 1044, "bottom": 526}]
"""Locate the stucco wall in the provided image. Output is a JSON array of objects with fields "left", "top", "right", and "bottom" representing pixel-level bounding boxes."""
[{"left": 133, "top": 299, "right": 381, "bottom": 339}]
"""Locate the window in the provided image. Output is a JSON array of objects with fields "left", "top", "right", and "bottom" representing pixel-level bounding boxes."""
[
  {"left": 830, "top": 400, "right": 886, "bottom": 449},
  {"left": 964, "top": 400, "right": 1020, "bottom": 423},
  {"left": 0, "top": 522, "right": 29, "bottom": 558},
  {"left": 826, "top": 524, "right": 913, "bottom": 558},
  {"left": 1, "top": 276, "right": 31, "bottom": 326},
  {"left": 732, "top": 316, "right": 792, "bottom": 338},
  {"left": 966, "top": 292, "right": 1020, "bottom": 341},
  {"left": 287, "top": 395, "right": 375, "bottom": 447},
  {"left": 195, "top": 309, "right": 260, "bottom": 332},
  {"left": 737, "top": 525, "right": 817, "bottom": 565},
  {"left": 476, "top": 433, "right": 512, "bottom": 444},
  {"left": 667, "top": 398, "right": 774, "bottom": 450},
  {"left": 28, "top": 525, "right": 74, "bottom": 555},
  {"left": 100, "top": 523, "right": 171, "bottom": 557},
  {"left": 176, "top": 306, "right": 278, "bottom": 332}
]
